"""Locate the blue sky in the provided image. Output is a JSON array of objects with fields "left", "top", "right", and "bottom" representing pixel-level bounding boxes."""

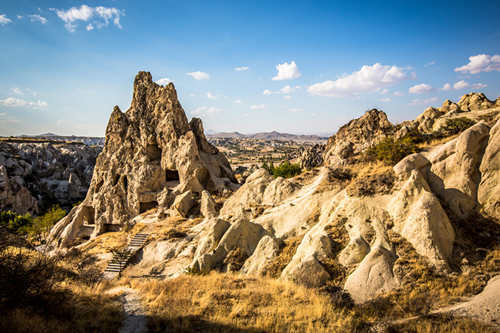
[{"left": 1, "top": 1, "right": 499, "bottom": 136}]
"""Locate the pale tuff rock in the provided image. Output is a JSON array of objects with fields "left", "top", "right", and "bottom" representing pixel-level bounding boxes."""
[
  {"left": 415, "top": 93, "right": 500, "bottom": 134},
  {"left": 478, "top": 119, "right": 500, "bottom": 219},
  {"left": 457, "top": 92, "right": 495, "bottom": 111},
  {"left": 415, "top": 107, "right": 444, "bottom": 133},
  {"left": 50, "top": 71, "right": 237, "bottom": 247},
  {"left": 200, "top": 190, "right": 217, "bottom": 218},
  {"left": 189, "top": 219, "right": 268, "bottom": 274},
  {"left": 281, "top": 224, "right": 335, "bottom": 287},
  {"left": 0, "top": 142, "right": 99, "bottom": 214},
  {"left": 323, "top": 109, "right": 394, "bottom": 167},
  {"left": 297, "top": 144, "right": 324, "bottom": 169},
  {"left": 344, "top": 242, "right": 398, "bottom": 304},
  {"left": 241, "top": 235, "right": 280, "bottom": 275},
  {"left": 219, "top": 169, "right": 274, "bottom": 220},
  {"left": 262, "top": 177, "right": 299, "bottom": 206},
  {"left": 425, "top": 122, "right": 490, "bottom": 219},
  {"left": 388, "top": 170, "right": 455, "bottom": 267},
  {"left": 171, "top": 190, "right": 194, "bottom": 218}
]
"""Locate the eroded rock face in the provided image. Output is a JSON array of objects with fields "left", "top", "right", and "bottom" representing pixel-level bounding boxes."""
[
  {"left": 0, "top": 142, "right": 99, "bottom": 214},
  {"left": 50, "top": 72, "right": 237, "bottom": 247},
  {"left": 478, "top": 119, "right": 500, "bottom": 219},
  {"left": 323, "top": 109, "right": 394, "bottom": 167},
  {"left": 297, "top": 144, "right": 324, "bottom": 169},
  {"left": 415, "top": 93, "right": 500, "bottom": 134}
]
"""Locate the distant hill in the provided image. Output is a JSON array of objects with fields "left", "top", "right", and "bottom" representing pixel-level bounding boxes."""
[
  {"left": 207, "top": 131, "right": 327, "bottom": 142},
  {"left": 17, "top": 133, "right": 105, "bottom": 146}
]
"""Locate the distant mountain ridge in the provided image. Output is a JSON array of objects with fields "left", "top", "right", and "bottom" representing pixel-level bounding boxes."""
[
  {"left": 17, "top": 133, "right": 105, "bottom": 146},
  {"left": 207, "top": 131, "right": 327, "bottom": 142}
]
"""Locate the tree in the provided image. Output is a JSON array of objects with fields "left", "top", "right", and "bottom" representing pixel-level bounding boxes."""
[{"left": 29, "top": 206, "right": 66, "bottom": 245}]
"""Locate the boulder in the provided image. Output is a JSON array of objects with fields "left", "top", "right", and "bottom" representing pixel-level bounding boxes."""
[
  {"left": 457, "top": 93, "right": 495, "bottom": 111},
  {"left": 172, "top": 190, "right": 194, "bottom": 217},
  {"left": 200, "top": 190, "right": 217, "bottom": 218},
  {"left": 478, "top": 119, "right": 500, "bottom": 219},
  {"left": 241, "top": 235, "right": 280, "bottom": 276}
]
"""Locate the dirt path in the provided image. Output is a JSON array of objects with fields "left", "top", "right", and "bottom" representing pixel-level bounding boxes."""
[{"left": 108, "top": 287, "right": 148, "bottom": 333}]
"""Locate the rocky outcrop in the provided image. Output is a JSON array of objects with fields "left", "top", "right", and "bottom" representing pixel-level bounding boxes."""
[
  {"left": 323, "top": 109, "right": 394, "bottom": 167},
  {"left": 478, "top": 119, "right": 500, "bottom": 219},
  {"left": 297, "top": 144, "right": 324, "bottom": 169},
  {"left": 0, "top": 141, "right": 99, "bottom": 214},
  {"left": 415, "top": 93, "right": 500, "bottom": 134},
  {"left": 49, "top": 72, "right": 238, "bottom": 247}
]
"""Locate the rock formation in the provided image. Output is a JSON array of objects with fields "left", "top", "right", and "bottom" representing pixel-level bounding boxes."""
[
  {"left": 50, "top": 71, "right": 238, "bottom": 247},
  {"left": 297, "top": 144, "right": 324, "bottom": 169},
  {"left": 415, "top": 92, "right": 500, "bottom": 134},
  {"left": 323, "top": 109, "right": 395, "bottom": 167},
  {"left": 0, "top": 141, "right": 99, "bottom": 214}
]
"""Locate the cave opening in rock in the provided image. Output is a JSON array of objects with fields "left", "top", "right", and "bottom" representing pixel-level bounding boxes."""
[
  {"left": 82, "top": 206, "right": 95, "bottom": 225},
  {"left": 146, "top": 143, "right": 162, "bottom": 161},
  {"left": 165, "top": 169, "right": 180, "bottom": 189},
  {"left": 139, "top": 200, "right": 158, "bottom": 213},
  {"left": 123, "top": 176, "right": 128, "bottom": 191}
]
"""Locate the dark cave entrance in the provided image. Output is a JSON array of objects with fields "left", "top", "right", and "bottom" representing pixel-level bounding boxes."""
[
  {"left": 82, "top": 206, "right": 95, "bottom": 225},
  {"left": 139, "top": 200, "right": 158, "bottom": 213},
  {"left": 165, "top": 169, "right": 180, "bottom": 189}
]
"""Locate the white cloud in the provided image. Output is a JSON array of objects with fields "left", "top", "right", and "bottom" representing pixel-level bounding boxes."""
[
  {"left": 263, "top": 85, "right": 298, "bottom": 96},
  {"left": 453, "top": 80, "right": 469, "bottom": 90},
  {"left": 187, "top": 71, "right": 210, "bottom": 80},
  {"left": 235, "top": 66, "right": 249, "bottom": 71},
  {"left": 393, "top": 91, "right": 404, "bottom": 96},
  {"left": 424, "top": 61, "right": 436, "bottom": 67},
  {"left": 379, "top": 88, "right": 389, "bottom": 95},
  {"left": 272, "top": 61, "right": 301, "bottom": 81},
  {"left": 54, "top": 5, "right": 123, "bottom": 32},
  {"left": 206, "top": 92, "right": 217, "bottom": 100},
  {"left": 455, "top": 54, "right": 500, "bottom": 74},
  {"left": 0, "top": 14, "right": 12, "bottom": 25},
  {"left": 28, "top": 14, "right": 47, "bottom": 24},
  {"left": 308, "top": 63, "right": 408, "bottom": 97},
  {"left": 409, "top": 97, "right": 438, "bottom": 106},
  {"left": 471, "top": 83, "right": 487, "bottom": 90},
  {"left": 250, "top": 104, "right": 265, "bottom": 110},
  {"left": 0, "top": 97, "right": 48, "bottom": 109},
  {"left": 442, "top": 83, "right": 451, "bottom": 91},
  {"left": 288, "top": 108, "right": 302, "bottom": 112},
  {"left": 379, "top": 97, "right": 391, "bottom": 102},
  {"left": 191, "top": 106, "right": 221, "bottom": 116},
  {"left": 409, "top": 83, "right": 432, "bottom": 94},
  {"left": 155, "top": 78, "right": 171, "bottom": 85},
  {"left": 17, "top": 15, "right": 23, "bottom": 19},
  {"left": 283, "top": 95, "right": 292, "bottom": 100},
  {"left": 11, "top": 88, "right": 23, "bottom": 95},
  {"left": 233, "top": 99, "right": 242, "bottom": 104}
]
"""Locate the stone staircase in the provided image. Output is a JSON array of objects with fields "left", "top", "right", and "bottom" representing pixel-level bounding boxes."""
[{"left": 104, "top": 232, "right": 149, "bottom": 275}]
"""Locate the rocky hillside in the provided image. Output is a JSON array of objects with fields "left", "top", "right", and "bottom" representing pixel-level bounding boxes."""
[
  {"left": 0, "top": 139, "right": 100, "bottom": 214},
  {"left": 49, "top": 84, "right": 500, "bottom": 329}
]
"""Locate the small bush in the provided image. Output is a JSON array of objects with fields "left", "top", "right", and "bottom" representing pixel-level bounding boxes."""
[
  {"left": 29, "top": 205, "right": 66, "bottom": 244},
  {"left": 262, "top": 161, "right": 302, "bottom": 178},
  {"left": 0, "top": 211, "right": 33, "bottom": 234},
  {"left": 367, "top": 136, "right": 419, "bottom": 165},
  {"left": 440, "top": 117, "right": 476, "bottom": 136}
]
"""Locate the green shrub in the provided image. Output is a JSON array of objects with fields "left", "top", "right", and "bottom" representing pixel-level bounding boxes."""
[
  {"left": 367, "top": 136, "right": 419, "bottom": 165},
  {"left": 0, "top": 211, "right": 33, "bottom": 234},
  {"left": 262, "top": 161, "right": 302, "bottom": 178},
  {"left": 440, "top": 117, "right": 476, "bottom": 136},
  {"left": 29, "top": 205, "right": 66, "bottom": 244}
]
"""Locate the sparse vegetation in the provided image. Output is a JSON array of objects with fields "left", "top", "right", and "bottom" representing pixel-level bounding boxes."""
[
  {"left": 367, "top": 135, "right": 419, "bottom": 165},
  {"left": 440, "top": 118, "right": 476, "bottom": 136},
  {"left": 262, "top": 160, "right": 302, "bottom": 178}
]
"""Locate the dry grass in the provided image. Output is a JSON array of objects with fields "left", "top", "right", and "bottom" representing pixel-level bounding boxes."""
[
  {"left": 129, "top": 272, "right": 365, "bottom": 333},
  {"left": 417, "top": 134, "right": 459, "bottom": 150},
  {"left": 264, "top": 235, "right": 303, "bottom": 278}
]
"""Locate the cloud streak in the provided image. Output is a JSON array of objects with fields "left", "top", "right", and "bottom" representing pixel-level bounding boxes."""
[
  {"left": 272, "top": 61, "right": 301, "bottom": 81},
  {"left": 53, "top": 5, "right": 124, "bottom": 32},
  {"left": 308, "top": 63, "right": 408, "bottom": 97},
  {"left": 455, "top": 54, "right": 500, "bottom": 74}
]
